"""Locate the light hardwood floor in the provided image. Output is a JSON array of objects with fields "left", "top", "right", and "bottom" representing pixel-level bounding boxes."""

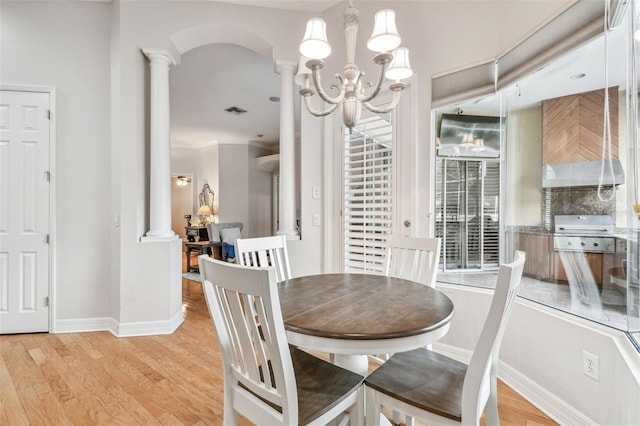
[{"left": 1, "top": 273, "right": 558, "bottom": 425}]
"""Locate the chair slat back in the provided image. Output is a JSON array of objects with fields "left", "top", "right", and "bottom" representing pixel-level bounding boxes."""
[
  {"left": 236, "top": 235, "right": 292, "bottom": 283},
  {"left": 199, "top": 256, "right": 298, "bottom": 424},
  {"left": 385, "top": 236, "right": 441, "bottom": 287},
  {"left": 461, "top": 250, "right": 526, "bottom": 422}
]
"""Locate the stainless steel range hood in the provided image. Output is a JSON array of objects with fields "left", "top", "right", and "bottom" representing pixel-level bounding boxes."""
[{"left": 542, "top": 159, "right": 625, "bottom": 188}]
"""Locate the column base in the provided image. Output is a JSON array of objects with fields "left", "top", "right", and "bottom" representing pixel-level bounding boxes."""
[{"left": 141, "top": 232, "right": 178, "bottom": 242}]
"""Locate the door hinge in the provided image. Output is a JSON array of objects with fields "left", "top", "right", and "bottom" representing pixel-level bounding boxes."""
[
  {"left": 45, "top": 171, "right": 51, "bottom": 182},
  {"left": 45, "top": 234, "right": 50, "bottom": 244},
  {"left": 47, "top": 110, "right": 51, "bottom": 120},
  {"left": 44, "top": 296, "right": 49, "bottom": 307}
]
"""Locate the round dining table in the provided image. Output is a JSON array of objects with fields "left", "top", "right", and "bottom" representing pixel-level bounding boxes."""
[{"left": 278, "top": 273, "right": 455, "bottom": 376}]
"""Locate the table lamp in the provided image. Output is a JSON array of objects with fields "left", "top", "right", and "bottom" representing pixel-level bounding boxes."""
[{"left": 197, "top": 205, "right": 213, "bottom": 225}]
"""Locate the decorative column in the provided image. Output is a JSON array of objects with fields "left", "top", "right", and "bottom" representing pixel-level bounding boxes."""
[
  {"left": 276, "top": 61, "right": 299, "bottom": 238},
  {"left": 142, "top": 48, "right": 177, "bottom": 240}
]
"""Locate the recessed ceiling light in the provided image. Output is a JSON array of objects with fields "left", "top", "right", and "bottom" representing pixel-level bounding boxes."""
[
  {"left": 257, "top": 134, "right": 264, "bottom": 138},
  {"left": 570, "top": 73, "right": 586, "bottom": 80},
  {"left": 269, "top": 96, "right": 280, "bottom": 102}
]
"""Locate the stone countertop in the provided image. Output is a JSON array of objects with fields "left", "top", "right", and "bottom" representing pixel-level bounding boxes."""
[{"left": 506, "top": 226, "right": 551, "bottom": 235}]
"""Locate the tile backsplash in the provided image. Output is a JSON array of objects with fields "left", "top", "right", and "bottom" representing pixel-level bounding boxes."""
[{"left": 543, "top": 186, "right": 616, "bottom": 230}]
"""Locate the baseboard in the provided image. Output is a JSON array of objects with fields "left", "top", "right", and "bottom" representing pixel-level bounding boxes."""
[
  {"left": 115, "top": 310, "right": 184, "bottom": 337},
  {"left": 432, "top": 341, "right": 472, "bottom": 363},
  {"left": 53, "top": 311, "right": 184, "bottom": 338},
  {"left": 54, "top": 317, "right": 117, "bottom": 334},
  {"left": 433, "top": 342, "right": 596, "bottom": 425},
  {"left": 499, "top": 362, "right": 597, "bottom": 425}
]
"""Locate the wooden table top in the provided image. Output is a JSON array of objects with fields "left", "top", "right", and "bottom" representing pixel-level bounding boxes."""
[{"left": 278, "top": 273, "right": 454, "bottom": 341}]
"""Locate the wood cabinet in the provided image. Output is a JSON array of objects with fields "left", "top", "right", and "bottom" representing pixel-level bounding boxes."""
[
  {"left": 512, "top": 232, "right": 553, "bottom": 281},
  {"left": 552, "top": 252, "right": 614, "bottom": 286}
]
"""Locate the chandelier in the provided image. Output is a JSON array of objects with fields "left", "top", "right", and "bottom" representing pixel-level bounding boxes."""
[{"left": 297, "top": 1, "right": 413, "bottom": 130}]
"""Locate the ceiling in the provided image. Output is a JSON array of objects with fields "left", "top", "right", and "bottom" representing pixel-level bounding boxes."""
[
  {"left": 170, "top": 43, "right": 284, "bottom": 149},
  {"left": 210, "top": 0, "right": 342, "bottom": 12}
]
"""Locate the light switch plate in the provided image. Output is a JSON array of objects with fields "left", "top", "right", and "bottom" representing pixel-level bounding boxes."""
[{"left": 312, "top": 186, "right": 321, "bottom": 199}]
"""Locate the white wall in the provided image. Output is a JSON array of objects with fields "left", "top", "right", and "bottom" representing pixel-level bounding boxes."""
[
  {"left": 248, "top": 144, "right": 273, "bottom": 237},
  {"left": 109, "top": 0, "right": 122, "bottom": 323},
  {"left": 288, "top": 108, "right": 326, "bottom": 277},
  {"left": 1, "top": 1, "right": 113, "bottom": 321},
  {"left": 505, "top": 105, "right": 543, "bottom": 227},
  {"left": 216, "top": 143, "right": 272, "bottom": 237},
  {"left": 218, "top": 144, "right": 249, "bottom": 234}
]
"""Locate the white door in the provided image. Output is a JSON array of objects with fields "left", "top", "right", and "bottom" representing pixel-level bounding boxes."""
[{"left": 0, "top": 90, "right": 51, "bottom": 333}]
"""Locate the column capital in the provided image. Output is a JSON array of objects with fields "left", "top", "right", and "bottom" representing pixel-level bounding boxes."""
[
  {"left": 142, "top": 48, "right": 177, "bottom": 66},
  {"left": 275, "top": 60, "right": 297, "bottom": 75}
]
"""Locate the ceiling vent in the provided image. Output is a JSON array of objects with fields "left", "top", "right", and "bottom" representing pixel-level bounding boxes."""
[{"left": 225, "top": 106, "right": 247, "bottom": 115}]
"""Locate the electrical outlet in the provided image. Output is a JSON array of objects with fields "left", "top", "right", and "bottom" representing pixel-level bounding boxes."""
[{"left": 583, "top": 350, "right": 599, "bottom": 381}]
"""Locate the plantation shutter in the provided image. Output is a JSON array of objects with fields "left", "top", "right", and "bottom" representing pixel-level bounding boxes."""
[
  {"left": 435, "top": 159, "right": 500, "bottom": 271},
  {"left": 482, "top": 162, "right": 500, "bottom": 265},
  {"left": 343, "top": 110, "right": 394, "bottom": 274}
]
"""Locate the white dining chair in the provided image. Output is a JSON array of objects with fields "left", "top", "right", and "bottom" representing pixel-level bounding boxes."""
[
  {"left": 381, "top": 236, "right": 442, "bottom": 425},
  {"left": 235, "top": 235, "right": 292, "bottom": 282},
  {"left": 198, "top": 255, "right": 364, "bottom": 426},
  {"left": 385, "top": 236, "right": 441, "bottom": 288},
  {"left": 364, "top": 251, "right": 526, "bottom": 426}
]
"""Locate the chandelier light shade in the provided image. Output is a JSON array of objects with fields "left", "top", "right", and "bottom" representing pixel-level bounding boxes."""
[
  {"left": 386, "top": 47, "right": 413, "bottom": 81},
  {"left": 300, "top": 18, "right": 332, "bottom": 59},
  {"left": 297, "top": 0, "right": 413, "bottom": 130},
  {"left": 367, "top": 9, "right": 401, "bottom": 52},
  {"left": 460, "top": 133, "right": 474, "bottom": 147}
]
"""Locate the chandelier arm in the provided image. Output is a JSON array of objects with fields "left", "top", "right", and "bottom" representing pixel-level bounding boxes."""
[
  {"left": 311, "top": 67, "right": 346, "bottom": 105},
  {"left": 362, "top": 90, "right": 403, "bottom": 114},
  {"left": 302, "top": 94, "right": 340, "bottom": 117},
  {"left": 355, "top": 62, "right": 388, "bottom": 104}
]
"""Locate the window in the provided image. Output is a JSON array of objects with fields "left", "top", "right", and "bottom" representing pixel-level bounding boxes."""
[{"left": 342, "top": 110, "right": 394, "bottom": 273}]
